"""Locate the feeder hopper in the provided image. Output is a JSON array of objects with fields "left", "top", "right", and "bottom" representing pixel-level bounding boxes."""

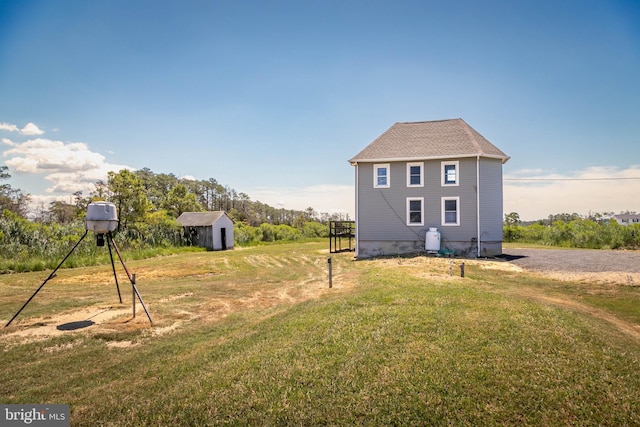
[{"left": 85, "top": 202, "right": 118, "bottom": 233}]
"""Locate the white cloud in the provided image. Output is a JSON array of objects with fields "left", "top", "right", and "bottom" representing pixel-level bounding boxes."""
[
  {"left": 4, "top": 138, "right": 106, "bottom": 172},
  {"left": 29, "top": 194, "right": 73, "bottom": 213},
  {"left": 504, "top": 165, "right": 640, "bottom": 220},
  {"left": 0, "top": 123, "right": 19, "bottom": 133},
  {"left": 20, "top": 122, "right": 44, "bottom": 135},
  {"left": 0, "top": 121, "right": 44, "bottom": 135},
  {"left": 2, "top": 137, "right": 130, "bottom": 194}
]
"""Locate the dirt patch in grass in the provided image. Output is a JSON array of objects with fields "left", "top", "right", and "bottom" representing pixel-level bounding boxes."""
[
  {"left": 1, "top": 252, "right": 356, "bottom": 346},
  {"left": 373, "top": 255, "right": 524, "bottom": 277},
  {"left": 1, "top": 305, "right": 145, "bottom": 344},
  {"left": 527, "top": 292, "right": 640, "bottom": 341},
  {"left": 194, "top": 274, "right": 356, "bottom": 325},
  {"left": 529, "top": 270, "right": 640, "bottom": 286}
]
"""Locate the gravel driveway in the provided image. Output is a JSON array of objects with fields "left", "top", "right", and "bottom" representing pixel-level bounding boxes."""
[{"left": 501, "top": 248, "right": 640, "bottom": 274}]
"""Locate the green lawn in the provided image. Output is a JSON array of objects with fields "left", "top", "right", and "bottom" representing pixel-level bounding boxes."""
[{"left": 1, "top": 242, "right": 640, "bottom": 426}]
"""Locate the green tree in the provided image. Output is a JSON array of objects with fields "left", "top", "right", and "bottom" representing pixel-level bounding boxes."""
[
  {"left": 504, "top": 212, "right": 520, "bottom": 226},
  {"left": 0, "top": 165, "right": 30, "bottom": 218},
  {"left": 107, "top": 169, "right": 151, "bottom": 230},
  {"left": 161, "top": 183, "right": 202, "bottom": 217},
  {"left": 47, "top": 200, "right": 77, "bottom": 224},
  {"left": 92, "top": 180, "right": 109, "bottom": 200}
]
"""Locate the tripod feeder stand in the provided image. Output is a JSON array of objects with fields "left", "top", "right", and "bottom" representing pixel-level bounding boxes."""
[{"left": 5, "top": 202, "right": 152, "bottom": 328}]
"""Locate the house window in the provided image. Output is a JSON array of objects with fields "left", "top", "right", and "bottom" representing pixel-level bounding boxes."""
[
  {"left": 441, "top": 161, "right": 459, "bottom": 186},
  {"left": 374, "top": 164, "right": 390, "bottom": 188},
  {"left": 406, "top": 162, "right": 424, "bottom": 187},
  {"left": 406, "top": 197, "right": 424, "bottom": 226},
  {"left": 441, "top": 197, "right": 460, "bottom": 226}
]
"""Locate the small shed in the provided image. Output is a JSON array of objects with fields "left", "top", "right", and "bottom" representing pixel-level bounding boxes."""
[{"left": 176, "top": 211, "right": 234, "bottom": 251}]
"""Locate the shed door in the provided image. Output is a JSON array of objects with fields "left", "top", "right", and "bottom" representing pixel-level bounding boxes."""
[{"left": 221, "top": 227, "right": 227, "bottom": 250}]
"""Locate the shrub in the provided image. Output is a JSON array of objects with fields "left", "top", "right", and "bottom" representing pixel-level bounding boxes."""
[{"left": 503, "top": 218, "right": 640, "bottom": 249}]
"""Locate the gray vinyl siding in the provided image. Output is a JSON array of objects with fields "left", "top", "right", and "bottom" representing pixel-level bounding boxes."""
[
  {"left": 431, "top": 157, "right": 478, "bottom": 250},
  {"left": 356, "top": 158, "right": 481, "bottom": 254},
  {"left": 478, "top": 158, "right": 504, "bottom": 255},
  {"left": 357, "top": 162, "right": 418, "bottom": 241}
]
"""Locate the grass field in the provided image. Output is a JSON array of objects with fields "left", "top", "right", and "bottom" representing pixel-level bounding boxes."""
[{"left": 1, "top": 242, "right": 640, "bottom": 425}]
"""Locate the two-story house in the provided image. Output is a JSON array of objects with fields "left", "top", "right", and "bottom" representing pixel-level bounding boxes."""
[
  {"left": 349, "top": 118, "right": 510, "bottom": 258},
  {"left": 612, "top": 214, "right": 640, "bottom": 226}
]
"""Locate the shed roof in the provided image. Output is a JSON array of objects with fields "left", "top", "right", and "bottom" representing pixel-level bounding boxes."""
[
  {"left": 349, "top": 118, "right": 509, "bottom": 164},
  {"left": 176, "top": 211, "right": 231, "bottom": 227}
]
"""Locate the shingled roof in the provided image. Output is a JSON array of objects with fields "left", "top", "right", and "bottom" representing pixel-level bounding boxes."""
[
  {"left": 349, "top": 119, "right": 509, "bottom": 163},
  {"left": 176, "top": 211, "right": 231, "bottom": 227}
]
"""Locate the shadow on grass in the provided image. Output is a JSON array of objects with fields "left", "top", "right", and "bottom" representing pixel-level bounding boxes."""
[{"left": 57, "top": 320, "right": 95, "bottom": 331}]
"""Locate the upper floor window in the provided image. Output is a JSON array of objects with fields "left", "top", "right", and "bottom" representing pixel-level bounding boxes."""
[
  {"left": 406, "top": 162, "right": 424, "bottom": 187},
  {"left": 441, "top": 197, "right": 460, "bottom": 226},
  {"left": 406, "top": 197, "right": 424, "bottom": 226},
  {"left": 441, "top": 161, "right": 459, "bottom": 186},
  {"left": 374, "top": 164, "right": 390, "bottom": 188}
]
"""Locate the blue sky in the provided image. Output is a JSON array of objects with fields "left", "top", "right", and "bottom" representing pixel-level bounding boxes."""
[{"left": 1, "top": 0, "right": 639, "bottom": 220}]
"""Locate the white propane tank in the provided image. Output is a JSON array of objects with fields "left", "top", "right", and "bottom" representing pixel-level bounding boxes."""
[
  {"left": 425, "top": 227, "right": 440, "bottom": 253},
  {"left": 85, "top": 202, "right": 119, "bottom": 233}
]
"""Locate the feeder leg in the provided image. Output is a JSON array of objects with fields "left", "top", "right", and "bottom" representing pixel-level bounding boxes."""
[
  {"left": 107, "top": 234, "right": 123, "bottom": 303},
  {"left": 5, "top": 230, "right": 88, "bottom": 327}
]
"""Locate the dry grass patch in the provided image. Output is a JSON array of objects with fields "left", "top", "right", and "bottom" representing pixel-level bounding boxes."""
[{"left": 0, "top": 243, "right": 355, "bottom": 346}]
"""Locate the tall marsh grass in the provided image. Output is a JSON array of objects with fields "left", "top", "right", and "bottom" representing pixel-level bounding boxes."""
[
  {"left": 0, "top": 213, "right": 186, "bottom": 273},
  {"left": 0, "top": 211, "right": 329, "bottom": 273}
]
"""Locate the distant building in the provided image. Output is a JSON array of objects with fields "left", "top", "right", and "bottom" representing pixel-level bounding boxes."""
[
  {"left": 349, "top": 118, "right": 509, "bottom": 258},
  {"left": 176, "top": 211, "right": 234, "bottom": 250},
  {"left": 612, "top": 214, "right": 640, "bottom": 226}
]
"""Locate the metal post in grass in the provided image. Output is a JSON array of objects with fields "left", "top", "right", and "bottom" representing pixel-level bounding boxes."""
[
  {"left": 460, "top": 262, "right": 465, "bottom": 278},
  {"left": 132, "top": 274, "right": 136, "bottom": 318},
  {"left": 109, "top": 233, "right": 152, "bottom": 323},
  {"left": 328, "top": 257, "right": 333, "bottom": 288}
]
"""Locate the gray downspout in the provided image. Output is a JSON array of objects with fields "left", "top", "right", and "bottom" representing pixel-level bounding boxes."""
[
  {"left": 476, "top": 156, "right": 481, "bottom": 257},
  {"left": 354, "top": 162, "right": 359, "bottom": 258}
]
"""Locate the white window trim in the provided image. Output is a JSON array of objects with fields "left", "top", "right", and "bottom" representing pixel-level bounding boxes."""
[
  {"left": 441, "top": 161, "right": 459, "bottom": 186},
  {"left": 373, "top": 163, "right": 390, "bottom": 188},
  {"left": 406, "top": 162, "right": 424, "bottom": 187},
  {"left": 406, "top": 197, "right": 424, "bottom": 226},
  {"left": 441, "top": 196, "right": 460, "bottom": 226}
]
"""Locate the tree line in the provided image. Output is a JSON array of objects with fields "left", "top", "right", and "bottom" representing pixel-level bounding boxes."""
[
  {"left": 2, "top": 166, "right": 348, "bottom": 227},
  {"left": 27, "top": 167, "right": 348, "bottom": 227},
  {"left": 503, "top": 211, "right": 639, "bottom": 249},
  {"left": 1, "top": 166, "right": 347, "bottom": 272}
]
